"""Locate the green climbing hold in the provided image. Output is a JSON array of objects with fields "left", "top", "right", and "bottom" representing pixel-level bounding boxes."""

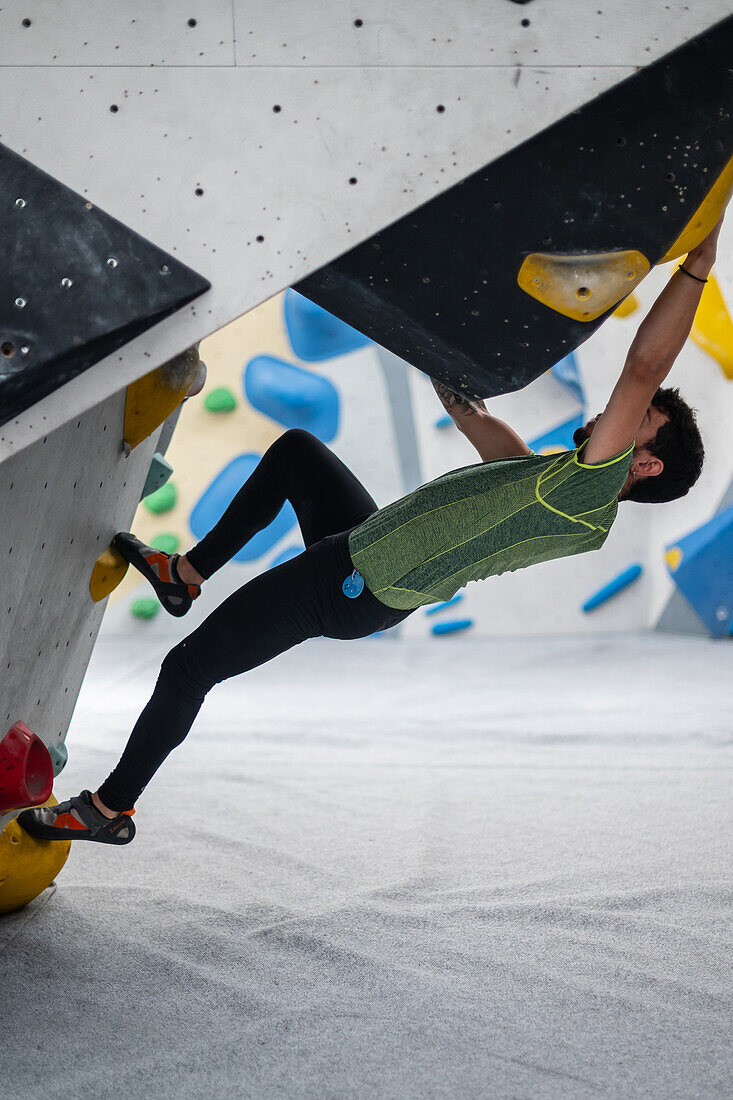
[
  {"left": 48, "top": 742, "right": 68, "bottom": 777},
  {"left": 131, "top": 597, "right": 160, "bottom": 620},
  {"left": 143, "top": 481, "right": 178, "bottom": 515},
  {"left": 150, "top": 533, "right": 181, "bottom": 555},
  {"left": 204, "top": 386, "right": 237, "bottom": 413}
]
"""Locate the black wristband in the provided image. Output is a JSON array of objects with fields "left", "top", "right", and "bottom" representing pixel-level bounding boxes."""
[{"left": 678, "top": 264, "right": 708, "bottom": 284}]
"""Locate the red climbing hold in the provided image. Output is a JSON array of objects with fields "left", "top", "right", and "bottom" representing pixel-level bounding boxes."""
[{"left": 0, "top": 722, "right": 54, "bottom": 813}]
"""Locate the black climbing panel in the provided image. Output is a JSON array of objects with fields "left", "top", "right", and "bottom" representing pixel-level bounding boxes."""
[
  {"left": 0, "top": 144, "right": 210, "bottom": 426},
  {"left": 297, "top": 15, "right": 733, "bottom": 399}
]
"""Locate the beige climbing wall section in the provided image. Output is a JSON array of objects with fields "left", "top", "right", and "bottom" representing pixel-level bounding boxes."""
[
  {"left": 106, "top": 292, "right": 407, "bottom": 626},
  {"left": 109, "top": 295, "right": 287, "bottom": 609}
]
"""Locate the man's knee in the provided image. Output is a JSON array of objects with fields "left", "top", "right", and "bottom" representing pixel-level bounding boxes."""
[
  {"left": 160, "top": 639, "right": 213, "bottom": 699},
  {"left": 266, "top": 429, "right": 322, "bottom": 479},
  {"left": 277, "top": 427, "right": 318, "bottom": 452}
]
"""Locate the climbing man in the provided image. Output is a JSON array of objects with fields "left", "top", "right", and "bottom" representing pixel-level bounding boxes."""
[{"left": 18, "top": 215, "right": 721, "bottom": 845}]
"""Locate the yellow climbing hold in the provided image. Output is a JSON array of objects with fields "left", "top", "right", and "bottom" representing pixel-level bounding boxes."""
[
  {"left": 123, "top": 345, "right": 201, "bottom": 452},
  {"left": 613, "top": 292, "right": 639, "bottom": 319},
  {"left": 660, "top": 155, "right": 733, "bottom": 263},
  {"left": 690, "top": 272, "right": 733, "bottom": 380},
  {"left": 518, "top": 250, "right": 650, "bottom": 322},
  {"left": 665, "top": 547, "right": 683, "bottom": 572},
  {"left": 89, "top": 544, "right": 129, "bottom": 602},
  {"left": 537, "top": 445, "right": 568, "bottom": 456},
  {"left": 0, "top": 795, "right": 71, "bottom": 915}
]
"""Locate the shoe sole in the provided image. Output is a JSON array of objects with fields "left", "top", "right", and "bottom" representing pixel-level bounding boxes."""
[
  {"left": 17, "top": 811, "right": 136, "bottom": 845},
  {"left": 113, "top": 533, "right": 192, "bottom": 618}
]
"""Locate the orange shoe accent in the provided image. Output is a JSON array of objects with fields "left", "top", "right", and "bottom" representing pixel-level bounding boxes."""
[
  {"left": 54, "top": 812, "right": 88, "bottom": 831},
  {"left": 188, "top": 584, "right": 199, "bottom": 599},
  {"left": 149, "top": 552, "right": 172, "bottom": 583},
  {"left": 122, "top": 809, "right": 135, "bottom": 817}
]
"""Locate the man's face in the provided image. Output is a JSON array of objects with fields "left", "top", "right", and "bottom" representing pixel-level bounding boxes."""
[
  {"left": 573, "top": 404, "right": 668, "bottom": 452},
  {"left": 573, "top": 403, "right": 670, "bottom": 497}
]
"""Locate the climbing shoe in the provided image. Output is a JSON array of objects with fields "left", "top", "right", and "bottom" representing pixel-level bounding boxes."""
[
  {"left": 17, "top": 790, "right": 136, "bottom": 845},
  {"left": 113, "top": 532, "right": 200, "bottom": 617}
]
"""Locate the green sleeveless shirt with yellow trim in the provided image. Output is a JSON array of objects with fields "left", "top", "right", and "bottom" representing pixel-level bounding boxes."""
[{"left": 348, "top": 442, "right": 633, "bottom": 610}]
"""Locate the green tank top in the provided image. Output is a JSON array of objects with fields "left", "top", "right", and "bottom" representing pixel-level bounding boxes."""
[{"left": 348, "top": 442, "right": 633, "bottom": 610}]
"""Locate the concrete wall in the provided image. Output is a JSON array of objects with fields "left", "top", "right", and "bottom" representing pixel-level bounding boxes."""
[
  {"left": 1, "top": 0, "right": 729, "bottom": 456},
  {"left": 0, "top": 390, "right": 158, "bottom": 832}
]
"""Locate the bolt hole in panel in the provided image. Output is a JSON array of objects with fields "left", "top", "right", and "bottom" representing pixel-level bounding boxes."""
[
  {"left": 296, "top": 15, "right": 733, "bottom": 399},
  {"left": 0, "top": 143, "right": 210, "bottom": 427},
  {"left": 660, "top": 153, "right": 733, "bottom": 262}
]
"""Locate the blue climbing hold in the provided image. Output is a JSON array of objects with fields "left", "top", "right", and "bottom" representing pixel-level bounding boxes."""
[
  {"left": 244, "top": 356, "right": 340, "bottom": 442},
  {"left": 270, "top": 545, "right": 304, "bottom": 568},
  {"left": 283, "top": 289, "right": 370, "bottom": 361},
  {"left": 424, "top": 594, "right": 464, "bottom": 616},
  {"left": 431, "top": 619, "right": 474, "bottom": 636},
  {"left": 528, "top": 411, "right": 585, "bottom": 455},
  {"left": 190, "top": 455, "right": 296, "bottom": 563},
  {"left": 664, "top": 505, "right": 733, "bottom": 637},
  {"left": 582, "top": 563, "right": 643, "bottom": 612},
  {"left": 550, "top": 352, "right": 585, "bottom": 406},
  {"left": 342, "top": 570, "right": 365, "bottom": 599},
  {"left": 141, "top": 452, "right": 173, "bottom": 501},
  {"left": 434, "top": 414, "right": 453, "bottom": 429}
]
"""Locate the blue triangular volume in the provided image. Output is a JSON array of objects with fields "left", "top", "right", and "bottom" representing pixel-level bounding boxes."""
[
  {"left": 550, "top": 353, "right": 585, "bottom": 406},
  {"left": 189, "top": 454, "right": 296, "bottom": 563},
  {"left": 670, "top": 504, "right": 733, "bottom": 565},
  {"left": 283, "top": 289, "right": 370, "bottom": 361},
  {"left": 244, "top": 356, "right": 340, "bottom": 442},
  {"left": 0, "top": 142, "right": 210, "bottom": 426},
  {"left": 666, "top": 505, "right": 733, "bottom": 637}
]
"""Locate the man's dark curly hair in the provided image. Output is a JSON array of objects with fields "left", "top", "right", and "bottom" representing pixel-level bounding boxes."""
[{"left": 626, "top": 386, "right": 704, "bottom": 503}]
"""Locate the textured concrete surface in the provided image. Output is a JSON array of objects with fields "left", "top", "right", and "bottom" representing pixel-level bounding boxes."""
[
  {"left": 3, "top": 2, "right": 730, "bottom": 454},
  {"left": 0, "top": 387, "right": 158, "bottom": 835},
  {"left": 1, "top": 633, "right": 731, "bottom": 1098}
]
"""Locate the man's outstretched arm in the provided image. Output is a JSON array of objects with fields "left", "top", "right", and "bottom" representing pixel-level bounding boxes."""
[
  {"left": 583, "top": 217, "right": 722, "bottom": 466},
  {"left": 431, "top": 378, "right": 530, "bottom": 462}
]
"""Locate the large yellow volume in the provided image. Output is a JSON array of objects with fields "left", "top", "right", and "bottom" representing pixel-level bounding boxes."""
[
  {"left": 660, "top": 155, "right": 733, "bottom": 263},
  {"left": 690, "top": 273, "right": 733, "bottom": 381},
  {"left": 0, "top": 795, "right": 71, "bottom": 915},
  {"left": 613, "top": 292, "right": 639, "bottom": 319},
  {"left": 518, "top": 250, "right": 650, "bottom": 322},
  {"left": 123, "top": 345, "right": 200, "bottom": 452},
  {"left": 89, "top": 544, "right": 129, "bottom": 602}
]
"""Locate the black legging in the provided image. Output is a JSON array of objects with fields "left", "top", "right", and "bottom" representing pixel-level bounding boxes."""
[{"left": 97, "top": 430, "right": 411, "bottom": 811}]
